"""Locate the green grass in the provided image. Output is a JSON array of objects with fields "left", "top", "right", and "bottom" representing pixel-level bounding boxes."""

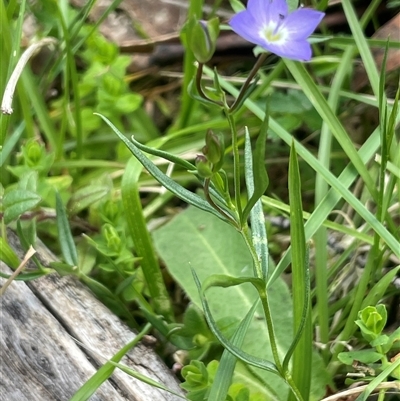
[{"left": 1, "top": 0, "right": 399, "bottom": 400}]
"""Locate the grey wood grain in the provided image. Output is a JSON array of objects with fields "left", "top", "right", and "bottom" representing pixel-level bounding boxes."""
[{"left": 1, "top": 230, "right": 185, "bottom": 401}]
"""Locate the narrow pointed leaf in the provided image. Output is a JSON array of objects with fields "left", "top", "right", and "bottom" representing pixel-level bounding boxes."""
[
  {"left": 287, "top": 141, "right": 312, "bottom": 401},
  {"left": 69, "top": 324, "right": 152, "bottom": 401},
  {"left": 121, "top": 157, "right": 174, "bottom": 321},
  {"left": 129, "top": 135, "right": 196, "bottom": 171},
  {"left": 243, "top": 126, "right": 269, "bottom": 279},
  {"left": 208, "top": 299, "right": 260, "bottom": 401},
  {"left": 95, "top": 113, "right": 222, "bottom": 220},
  {"left": 55, "top": 192, "right": 78, "bottom": 266},
  {"left": 192, "top": 269, "right": 279, "bottom": 375}
]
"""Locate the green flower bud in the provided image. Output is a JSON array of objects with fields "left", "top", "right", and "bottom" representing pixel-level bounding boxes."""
[
  {"left": 203, "top": 130, "right": 222, "bottom": 164},
  {"left": 102, "top": 223, "right": 122, "bottom": 253},
  {"left": 195, "top": 155, "right": 213, "bottom": 178},
  {"left": 181, "top": 360, "right": 208, "bottom": 389},
  {"left": 356, "top": 305, "right": 387, "bottom": 342},
  {"left": 23, "top": 139, "right": 43, "bottom": 167},
  {"left": 101, "top": 199, "right": 120, "bottom": 223},
  {"left": 188, "top": 17, "right": 220, "bottom": 63}
]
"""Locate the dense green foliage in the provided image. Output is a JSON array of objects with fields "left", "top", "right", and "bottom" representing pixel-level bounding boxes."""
[{"left": 1, "top": 1, "right": 399, "bottom": 400}]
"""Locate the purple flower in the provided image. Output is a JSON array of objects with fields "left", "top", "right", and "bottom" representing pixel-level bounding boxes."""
[{"left": 229, "top": 0, "right": 325, "bottom": 61}]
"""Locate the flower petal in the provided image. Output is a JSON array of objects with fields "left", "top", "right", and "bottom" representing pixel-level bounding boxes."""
[
  {"left": 264, "top": 0, "right": 289, "bottom": 22},
  {"left": 282, "top": 8, "right": 325, "bottom": 40},
  {"left": 266, "top": 39, "right": 313, "bottom": 61},
  {"left": 246, "top": 0, "right": 272, "bottom": 26},
  {"left": 229, "top": 11, "right": 263, "bottom": 46}
]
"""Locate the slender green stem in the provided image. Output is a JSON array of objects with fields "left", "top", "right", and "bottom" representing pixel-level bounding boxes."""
[
  {"left": 377, "top": 389, "right": 386, "bottom": 401},
  {"left": 239, "top": 226, "right": 281, "bottom": 371},
  {"left": 240, "top": 224, "right": 263, "bottom": 279},
  {"left": 284, "top": 372, "right": 304, "bottom": 401},
  {"left": 195, "top": 63, "right": 223, "bottom": 107},
  {"left": 225, "top": 112, "right": 242, "bottom": 221},
  {"left": 258, "top": 286, "right": 283, "bottom": 372},
  {"left": 229, "top": 53, "right": 268, "bottom": 114}
]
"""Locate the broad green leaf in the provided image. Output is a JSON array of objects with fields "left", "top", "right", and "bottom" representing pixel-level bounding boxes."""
[
  {"left": 18, "top": 171, "right": 38, "bottom": 193},
  {"left": 3, "top": 189, "right": 41, "bottom": 224}
]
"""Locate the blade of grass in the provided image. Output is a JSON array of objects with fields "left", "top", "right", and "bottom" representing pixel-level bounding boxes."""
[
  {"left": 203, "top": 66, "right": 400, "bottom": 261},
  {"left": 314, "top": 45, "right": 354, "bottom": 351},
  {"left": 20, "top": 67, "right": 59, "bottom": 152},
  {"left": 287, "top": 142, "right": 312, "bottom": 401},
  {"left": 354, "top": 358, "right": 400, "bottom": 401},
  {"left": 341, "top": 0, "right": 381, "bottom": 99},
  {"left": 171, "top": 0, "right": 204, "bottom": 131},
  {"left": 69, "top": 323, "right": 152, "bottom": 401},
  {"left": 284, "top": 60, "right": 377, "bottom": 201},
  {"left": 121, "top": 157, "right": 175, "bottom": 321},
  {"left": 55, "top": 2, "right": 83, "bottom": 159},
  {"left": 0, "top": 121, "right": 24, "bottom": 167},
  {"left": 207, "top": 300, "right": 259, "bottom": 401},
  {"left": 261, "top": 196, "right": 373, "bottom": 245}
]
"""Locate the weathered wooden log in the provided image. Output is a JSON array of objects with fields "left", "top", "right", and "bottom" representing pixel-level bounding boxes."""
[{"left": 0, "top": 230, "right": 185, "bottom": 401}]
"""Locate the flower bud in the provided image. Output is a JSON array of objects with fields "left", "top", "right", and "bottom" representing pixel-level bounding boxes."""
[
  {"left": 181, "top": 360, "right": 208, "bottom": 388},
  {"left": 356, "top": 305, "right": 387, "bottom": 342},
  {"left": 361, "top": 305, "right": 387, "bottom": 334},
  {"left": 102, "top": 223, "right": 122, "bottom": 253},
  {"left": 23, "top": 139, "right": 43, "bottom": 167},
  {"left": 188, "top": 17, "right": 220, "bottom": 63},
  {"left": 203, "top": 130, "right": 220, "bottom": 164},
  {"left": 195, "top": 154, "right": 213, "bottom": 178}
]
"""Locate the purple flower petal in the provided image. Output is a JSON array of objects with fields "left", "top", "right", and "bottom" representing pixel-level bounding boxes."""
[
  {"left": 246, "top": 0, "right": 289, "bottom": 28},
  {"left": 229, "top": 0, "right": 324, "bottom": 61},
  {"left": 282, "top": 8, "right": 325, "bottom": 40},
  {"left": 229, "top": 11, "right": 263, "bottom": 46},
  {"left": 267, "top": 40, "right": 312, "bottom": 61},
  {"left": 246, "top": 0, "right": 272, "bottom": 26}
]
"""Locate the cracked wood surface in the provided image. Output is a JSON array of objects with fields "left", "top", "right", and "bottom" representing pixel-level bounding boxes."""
[{"left": 0, "top": 230, "right": 184, "bottom": 401}]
